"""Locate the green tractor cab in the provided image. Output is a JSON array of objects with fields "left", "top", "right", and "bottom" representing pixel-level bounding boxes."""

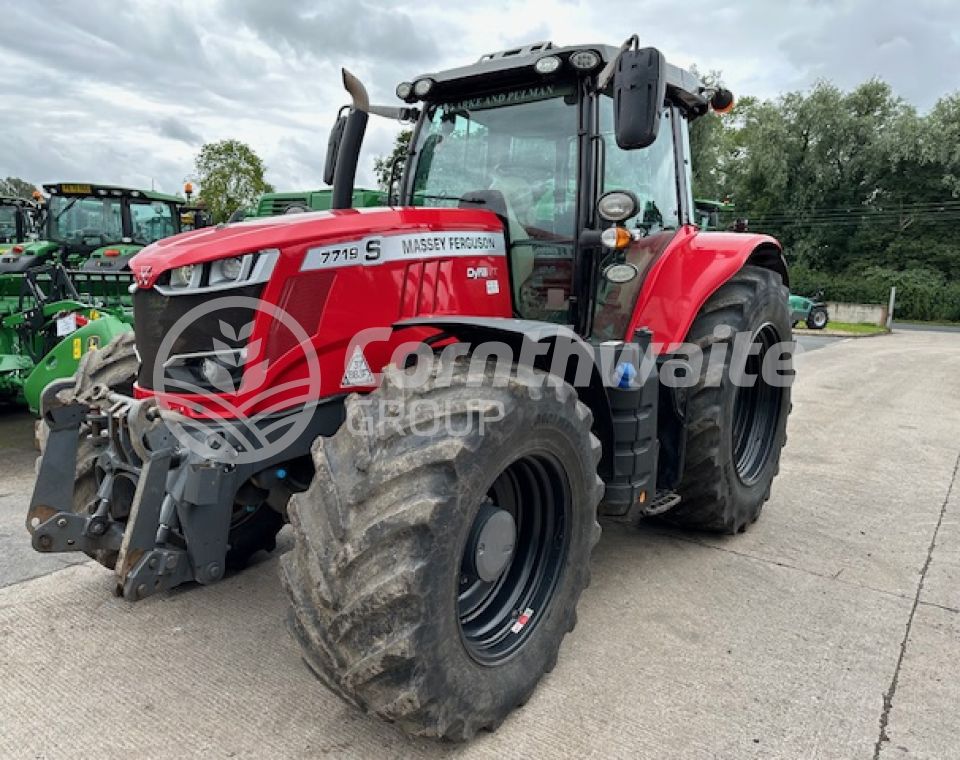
[
  {"left": 693, "top": 199, "right": 734, "bottom": 231},
  {"left": 42, "top": 183, "right": 185, "bottom": 272},
  {"left": 789, "top": 290, "right": 829, "bottom": 329},
  {"left": 0, "top": 196, "right": 57, "bottom": 272},
  {"left": 251, "top": 187, "right": 385, "bottom": 217}
]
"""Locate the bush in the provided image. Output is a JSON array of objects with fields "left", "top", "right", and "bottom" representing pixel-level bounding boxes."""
[{"left": 788, "top": 264, "right": 960, "bottom": 321}]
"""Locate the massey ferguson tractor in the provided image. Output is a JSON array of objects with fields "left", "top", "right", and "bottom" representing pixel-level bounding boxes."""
[{"left": 28, "top": 39, "right": 792, "bottom": 740}]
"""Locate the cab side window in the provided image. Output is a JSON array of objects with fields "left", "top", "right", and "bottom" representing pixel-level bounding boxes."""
[{"left": 599, "top": 99, "right": 680, "bottom": 232}]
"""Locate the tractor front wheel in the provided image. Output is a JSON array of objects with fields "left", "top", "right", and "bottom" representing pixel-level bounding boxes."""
[
  {"left": 666, "top": 265, "right": 792, "bottom": 533},
  {"left": 807, "top": 307, "right": 829, "bottom": 330},
  {"left": 281, "top": 358, "right": 603, "bottom": 740}
]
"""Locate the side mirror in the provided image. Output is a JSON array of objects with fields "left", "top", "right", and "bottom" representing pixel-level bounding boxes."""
[
  {"left": 323, "top": 112, "right": 348, "bottom": 186},
  {"left": 612, "top": 47, "right": 666, "bottom": 150}
]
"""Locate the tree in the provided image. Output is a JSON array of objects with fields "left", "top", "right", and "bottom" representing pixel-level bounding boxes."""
[
  {"left": 194, "top": 140, "right": 274, "bottom": 223},
  {"left": 0, "top": 177, "right": 39, "bottom": 199},
  {"left": 373, "top": 130, "right": 412, "bottom": 191}
]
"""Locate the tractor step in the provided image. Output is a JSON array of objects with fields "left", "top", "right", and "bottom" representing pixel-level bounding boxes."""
[{"left": 640, "top": 490, "right": 681, "bottom": 517}]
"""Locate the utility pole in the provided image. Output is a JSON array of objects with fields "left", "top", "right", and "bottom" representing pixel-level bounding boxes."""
[{"left": 886, "top": 286, "right": 897, "bottom": 329}]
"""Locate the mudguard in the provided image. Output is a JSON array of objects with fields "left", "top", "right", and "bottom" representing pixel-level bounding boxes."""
[
  {"left": 23, "top": 314, "right": 132, "bottom": 414},
  {"left": 625, "top": 226, "right": 787, "bottom": 350}
]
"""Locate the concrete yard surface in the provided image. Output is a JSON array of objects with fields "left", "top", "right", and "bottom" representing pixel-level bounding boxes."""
[{"left": 0, "top": 329, "right": 958, "bottom": 759}]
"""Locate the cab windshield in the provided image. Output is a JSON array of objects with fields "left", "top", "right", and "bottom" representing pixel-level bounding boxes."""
[
  {"left": 411, "top": 85, "right": 579, "bottom": 321},
  {"left": 0, "top": 206, "right": 18, "bottom": 243},
  {"left": 412, "top": 85, "right": 579, "bottom": 236},
  {"left": 48, "top": 195, "right": 122, "bottom": 247},
  {"left": 129, "top": 200, "right": 176, "bottom": 244}
]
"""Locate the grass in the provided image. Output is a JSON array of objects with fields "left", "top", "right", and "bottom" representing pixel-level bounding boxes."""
[{"left": 794, "top": 321, "right": 889, "bottom": 336}]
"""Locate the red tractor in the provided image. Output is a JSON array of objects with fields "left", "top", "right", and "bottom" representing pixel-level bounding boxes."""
[{"left": 28, "top": 39, "right": 792, "bottom": 739}]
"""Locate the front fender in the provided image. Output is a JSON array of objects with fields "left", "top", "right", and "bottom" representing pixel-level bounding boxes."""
[
  {"left": 23, "top": 315, "right": 133, "bottom": 414},
  {"left": 626, "top": 226, "right": 786, "bottom": 350}
]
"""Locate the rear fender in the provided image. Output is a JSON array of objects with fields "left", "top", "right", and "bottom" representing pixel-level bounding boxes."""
[{"left": 626, "top": 227, "right": 787, "bottom": 350}]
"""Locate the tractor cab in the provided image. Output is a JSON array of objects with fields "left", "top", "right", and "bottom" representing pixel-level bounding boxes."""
[
  {"left": 0, "top": 196, "right": 44, "bottom": 269},
  {"left": 327, "top": 39, "right": 736, "bottom": 338},
  {"left": 0, "top": 196, "right": 40, "bottom": 247},
  {"left": 179, "top": 205, "right": 213, "bottom": 232},
  {"left": 43, "top": 183, "right": 184, "bottom": 271}
]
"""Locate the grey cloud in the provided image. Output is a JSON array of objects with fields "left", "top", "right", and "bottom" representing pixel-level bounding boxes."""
[
  {"left": 227, "top": 0, "right": 443, "bottom": 67},
  {"left": 778, "top": 0, "right": 960, "bottom": 110},
  {"left": 155, "top": 117, "right": 203, "bottom": 145},
  {"left": 2, "top": 0, "right": 959, "bottom": 198}
]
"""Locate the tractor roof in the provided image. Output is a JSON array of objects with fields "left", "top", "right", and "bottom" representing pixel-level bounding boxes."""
[
  {"left": 43, "top": 183, "right": 184, "bottom": 205},
  {"left": 410, "top": 41, "right": 708, "bottom": 116}
]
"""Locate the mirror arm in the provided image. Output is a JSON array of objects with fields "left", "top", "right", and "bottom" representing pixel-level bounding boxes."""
[{"left": 596, "top": 34, "right": 639, "bottom": 91}]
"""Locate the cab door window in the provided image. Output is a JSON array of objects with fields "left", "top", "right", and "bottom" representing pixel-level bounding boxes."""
[{"left": 598, "top": 99, "right": 680, "bottom": 232}]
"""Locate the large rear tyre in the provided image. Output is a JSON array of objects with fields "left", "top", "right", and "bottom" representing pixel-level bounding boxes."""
[
  {"left": 281, "top": 359, "right": 603, "bottom": 740},
  {"left": 38, "top": 331, "right": 284, "bottom": 570},
  {"left": 666, "top": 265, "right": 792, "bottom": 533}
]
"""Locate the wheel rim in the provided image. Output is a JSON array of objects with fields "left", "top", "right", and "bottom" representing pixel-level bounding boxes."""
[
  {"left": 732, "top": 323, "right": 784, "bottom": 485},
  {"left": 814, "top": 311, "right": 826, "bottom": 327},
  {"left": 457, "top": 452, "right": 570, "bottom": 665}
]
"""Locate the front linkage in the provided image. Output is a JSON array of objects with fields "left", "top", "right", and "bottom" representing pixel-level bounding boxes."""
[
  {"left": 29, "top": 389, "right": 219, "bottom": 598},
  {"left": 27, "top": 384, "right": 339, "bottom": 600}
]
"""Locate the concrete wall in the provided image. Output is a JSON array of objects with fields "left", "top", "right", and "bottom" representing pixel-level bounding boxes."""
[{"left": 827, "top": 301, "right": 888, "bottom": 326}]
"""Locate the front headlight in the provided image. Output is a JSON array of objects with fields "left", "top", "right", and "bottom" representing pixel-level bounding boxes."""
[
  {"left": 211, "top": 256, "right": 244, "bottom": 284},
  {"left": 169, "top": 264, "right": 196, "bottom": 288}
]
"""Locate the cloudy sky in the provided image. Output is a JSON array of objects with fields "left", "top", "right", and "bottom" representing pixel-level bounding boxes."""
[{"left": 3, "top": 0, "right": 958, "bottom": 196}]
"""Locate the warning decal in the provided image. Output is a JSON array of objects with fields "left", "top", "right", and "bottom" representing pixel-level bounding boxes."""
[{"left": 342, "top": 345, "right": 376, "bottom": 387}]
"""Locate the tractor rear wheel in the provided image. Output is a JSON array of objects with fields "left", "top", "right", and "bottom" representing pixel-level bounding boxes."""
[
  {"left": 666, "top": 265, "right": 792, "bottom": 533},
  {"left": 281, "top": 358, "right": 603, "bottom": 740},
  {"left": 38, "top": 331, "right": 285, "bottom": 570}
]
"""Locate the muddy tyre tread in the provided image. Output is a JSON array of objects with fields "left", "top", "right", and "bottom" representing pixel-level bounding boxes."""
[
  {"left": 666, "top": 265, "right": 791, "bottom": 533},
  {"left": 281, "top": 359, "right": 603, "bottom": 740}
]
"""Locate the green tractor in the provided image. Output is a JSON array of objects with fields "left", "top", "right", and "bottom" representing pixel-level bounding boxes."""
[
  {"left": 789, "top": 290, "right": 829, "bottom": 329},
  {"left": 42, "top": 183, "right": 185, "bottom": 272},
  {"left": 0, "top": 195, "right": 54, "bottom": 266},
  {"left": 0, "top": 265, "right": 130, "bottom": 412},
  {"left": 0, "top": 183, "right": 185, "bottom": 411},
  {"left": 693, "top": 198, "right": 734, "bottom": 231},
  {"left": 250, "top": 187, "right": 385, "bottom": 217},
  {"left": 0, "top": 196, "right": 43, "bottom": 257},
  {"left": 2, "top": 184, "right": 182, "bottom": 273}
]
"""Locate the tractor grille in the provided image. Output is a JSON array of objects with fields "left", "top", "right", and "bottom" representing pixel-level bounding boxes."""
[{"left": 134, "top": 285, "right": 264, "bottom": 389}]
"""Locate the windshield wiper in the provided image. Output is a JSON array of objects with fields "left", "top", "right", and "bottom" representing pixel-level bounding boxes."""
[
  {"left": 416, "top": 194, "right": 486, "bottom": 205},
  {"left": 53, "top": 197, "right": 80, "bottom": 221}
]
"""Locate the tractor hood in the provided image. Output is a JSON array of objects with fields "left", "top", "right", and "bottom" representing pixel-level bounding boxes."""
[{"left": 129, "top": 206, "right": 505, "bottom": 289}]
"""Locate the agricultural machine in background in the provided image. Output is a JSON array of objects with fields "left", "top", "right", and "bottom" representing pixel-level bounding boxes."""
[
  {"left": 790, "top": 290, "right": 829, "bottom": 329},
  {"left": 0, "top": 184, "right": 186, "bottom": 410},
  {"left": 0, "top": 196, "right": 42, "bottom": 256},
  {"left": 250, "top": 187, "right": 384, "bottom": 217},
  {"left": 0, "top": 265, "right": 130, "bottom": 411},
  {"left": 29, "top": 39, "right": 793, "bottom": 739}
]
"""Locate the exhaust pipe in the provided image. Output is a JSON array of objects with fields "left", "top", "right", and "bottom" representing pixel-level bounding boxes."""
[{"left": 331, "top": 68, "right": 370, "bottom": 210}]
